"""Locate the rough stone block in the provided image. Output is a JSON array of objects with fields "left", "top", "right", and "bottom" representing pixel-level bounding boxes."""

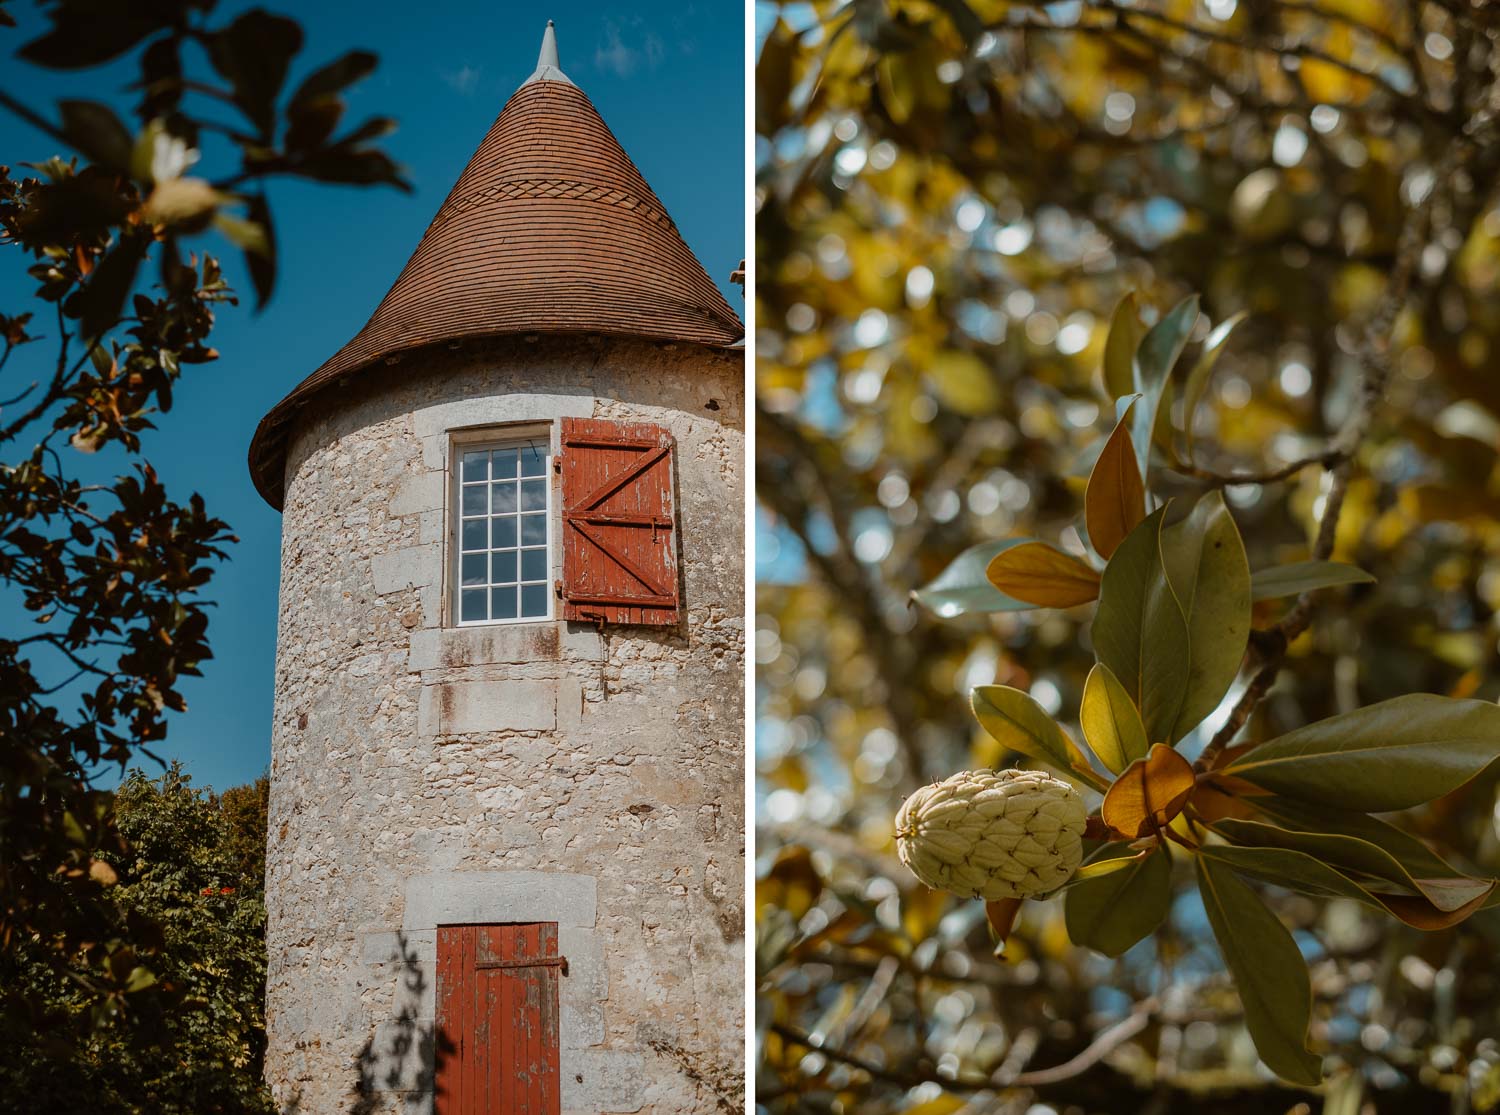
[
  {"left": 389, "top": 472, "right": 444, "bottom": 518},
  {"left": 408, "top": 624, "right": 562, "bottom": 673},
  {"left": 557, "top": 678, "right": 584, "bottom": 732},
  {"left": 413, "top": 394, "right": 593, "bottom": 440},
  {"left": 562, "top": 1047, "right": 645, "bottom": 1113},
  {"left": 402, "top": 871, "right": 597, "bottom": 930},
  {"left": 372, "top": 545, "right": 440, "bottom": 595},
  {"left": 361, "top": 929, "right": 436, "bottom": 965},
  {"left": 417, "top": 679, "right": 557, "bottom": 736},
  {"left": 360, "top": 1018, "right": 436, "bottom": 1092},
  {"left": 561, "top": 624, "right": 605, "bottom": 661}
]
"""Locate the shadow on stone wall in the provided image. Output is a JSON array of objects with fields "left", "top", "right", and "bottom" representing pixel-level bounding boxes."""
[
  {"left": 353, "top": 930, "right": 453, "bottom": 1114},
  {"left": 275, "top": 932, "right": 454, "bottom": 1114}
]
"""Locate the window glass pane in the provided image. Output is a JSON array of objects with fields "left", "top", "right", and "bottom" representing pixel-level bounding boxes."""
[
  {"left": 521, "top": 513, "right": 546, "bottom": 546},
  {"left": 491, "top": 482, "right": 517, "bottom": 514},
  {"left": 491, "top": 549, "right": 517, "bottom": 584},
  {"left": 461, "top": 519, "right": 487, "bottom": 551},
  {"left": 520, "top": 478, "right": 546, "bottom": 511},
  {"left": 461, "top": 484, "right": 487, "bottom": 516},
  {"left": 491, "top": 448, "right": 518, "bottom": 479},
  {"left": 461, "top": 450, "right": 489, "bottom": 482},
  {"left": 493, "top": 515, "right": 517, "bottom": 548},
  {"left": 460, "top": 589, "right": 487, "bottom": 622},
  {"left": 520, "top": 548, "right": 547, "bottom": 581},
  {"left": 491, "top": 585, "right": 518, "bottom": 620},
  {"left": 461, "top": 553, "right": 487, "bottom": 587},
  {"left": 520, "top": 583, "right": 548, "bottom": 617},
  {"left": 520, "top": 445, "right": 545, "bottom": 477}
]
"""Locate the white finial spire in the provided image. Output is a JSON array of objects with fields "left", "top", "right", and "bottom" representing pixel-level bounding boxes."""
[{"left": 524, "top": 19, "right": 574, "bottom": 87}]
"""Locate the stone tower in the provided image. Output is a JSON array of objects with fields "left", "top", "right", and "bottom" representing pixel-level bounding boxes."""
[{"left": 247, "top": 23, "right": 744, "bottom": 1114}]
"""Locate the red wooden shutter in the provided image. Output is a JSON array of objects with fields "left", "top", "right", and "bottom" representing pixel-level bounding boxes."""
[
  {"left": 434, "top": 924, "right": 562, "bottom": 1114},
  {"left": 559, "top": 416, "right": 680, "bottom": 626}
]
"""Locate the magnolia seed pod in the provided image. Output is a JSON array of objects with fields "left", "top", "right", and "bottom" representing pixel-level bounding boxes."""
[{"left": 895, "top": 768, "right": 1087, "bottom": 900}]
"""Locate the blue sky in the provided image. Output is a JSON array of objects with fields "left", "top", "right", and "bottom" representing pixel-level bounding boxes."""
[{"left": 1, "top": 1, "right": 746, "bottom": 792}]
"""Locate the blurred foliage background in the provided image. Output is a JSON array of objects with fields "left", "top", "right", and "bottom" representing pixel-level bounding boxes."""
[{"left": 753, "top": 1, "right": 1500, "bottom": 1111}]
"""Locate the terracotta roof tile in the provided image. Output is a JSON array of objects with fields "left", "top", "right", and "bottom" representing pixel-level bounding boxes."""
[{"left": 248, "top": 46, "right": 742, "bottom": 508}]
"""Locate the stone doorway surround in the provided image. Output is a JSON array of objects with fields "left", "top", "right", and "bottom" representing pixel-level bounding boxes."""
[{"left": 358, "top": 870, "right": 643, "bottom": 1114}]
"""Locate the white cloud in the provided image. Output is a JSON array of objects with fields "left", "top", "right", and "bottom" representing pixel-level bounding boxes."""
[
  {"left": 594, "top": 20, "right": 675, "bottom": 78},
  {"left": 441, "top": 64, "right": 482, "bottom": 95},
  {"left": 594, "top": 23, "right": 639, "bottom": 77}
]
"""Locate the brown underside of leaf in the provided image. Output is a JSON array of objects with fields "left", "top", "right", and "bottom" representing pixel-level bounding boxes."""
[
  {"left": 1085, "top": 402, "right": 1145, "bottom": 561},
  {"left": 986, "top": 541, "right": 1101, "bottom": 608},
  {"left": 1103, "top": 743, "right": 1196, "bottom": 839},
  {"left": 984, "top": 897, "right": 1024, "bottom": 956}
]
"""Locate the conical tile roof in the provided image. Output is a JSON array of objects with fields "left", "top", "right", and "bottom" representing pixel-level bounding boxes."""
[{"left": 249, "top": 21, "right": 743, "bottom": 508}]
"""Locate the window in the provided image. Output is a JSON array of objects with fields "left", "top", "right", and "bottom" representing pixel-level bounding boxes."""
[{"left": 454, "top": 437, "right": 552, "bottom": 624}]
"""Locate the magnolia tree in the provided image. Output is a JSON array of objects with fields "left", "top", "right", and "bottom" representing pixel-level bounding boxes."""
[
  {"left": 756, "top": 1, "right": 1500, "bottom": 1111},
  {"left": 0, "top": 0, "right": 404, "bottom": 1057},
  {"left": 899, "top": 292, "right": 1500, "bottom": 1087}
]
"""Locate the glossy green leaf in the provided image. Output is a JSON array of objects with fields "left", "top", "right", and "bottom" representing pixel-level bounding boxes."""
[
  {"left": 1182, "top": 311, "right": 1247, "bottom": 455},
  {"left": 1223, "top": 694, "right": 1500, "bottom": 812},
  {"left": 1252, "top": 797, "right": 1465, "bottom": 881},
  {"left": 1091, "top": 507, "right": 1189, "bottom": 743},
  {"left": 971, "top": 685, "right": 1093, "bottom": 779},
  {"left": 1212, "top": 816, "right": 1494, "bottom": 912},
  {"left": 1080, "top": 662, "right": 1150, "bottom": 773},
  {"left": 1201, "top": 842, "right": 1494, "bottom": 930},
  {"left": 1196, "top": 856, "right": 1322, "bottom": 1086},
  {"left": 1131, "top": 295, "right": 1198, "bottom": 479},
  {"left": 1200, "top": 843, "right": 1380, "bottom": 905},
  {"left": 1250, "top": 560, "right": 1376, "bottom": 601},
  {"left": 1065, "top": 844, "right": 1171, "bottom": 957},
  {"left": 912, "top": 539, "right": 1037, "bottom": 617},
  {"left": 1162, "top": 492, "right": 1251, "bottom": 740},
  {"left": 1102, "top": 293, "right": 1144, "bottom": 400}
]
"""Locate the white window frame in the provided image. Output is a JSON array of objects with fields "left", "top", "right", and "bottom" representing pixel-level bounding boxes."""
[{"left": 449, "top": 427, "right": 555, "bottom": 627}]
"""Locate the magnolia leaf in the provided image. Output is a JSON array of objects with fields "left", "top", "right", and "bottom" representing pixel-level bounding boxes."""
[
  {"left": 1181, "top": 311, "right": 1247, "bottom": 456},
  {"left": 1081, "top": 662, "right": 1150, "bottom": 774},
  {"left": 1065, "top": 844, "right": 1171, "bottom": 957},
  {"left": 1102, "top": 293, "right": 1144, "bottom": 400},
  {"left": 1091, "top": 507, "right": 1189, "bottom": 742},
  {"left": 1212, "top": 815, "right": 1495, "bottom": 913},
  {"left": 1196, "top": 856, "right": 1323, "bottom": 1086},
  {"left": 1162, "top": 492, "right": 1251, "bottom": 740},
  {"left": 58, "top": 99, "right": 134, "bottom": 170},
  {"left": 1250, "top": 560, "right": 1376, "bottom": 601},
  {"left": 1252, "top": 796, "right": 1467, "bottom": 882},
  {"left": 1085, "top": 399, "right": 1145, "bottom": 561},
  {"left": 1102, "top": 743, "right": 1195, "bottom": 839},
  {"left": 142, "top": 177, "right": 224, "bottom": 228},
  {"left": 912, "top": 539, "right": 1039, "bottom": 617},
  {"left": 984, "top": 897, "right": 1024, "bottom": 956},
  {"left": 986, "top": 541, "right": 1100, "bottom": 608},
  {"left": 1131, "top": 295, "right": 1199, "bottom": 479},
  {"left": 1201, "top": 843, "right": 1493, "bottom": 931},
  {"left": 1223, "top": 694, "right": 1500, "bottom": 812},
  {"left": 971, "top": 685, "right": 1094, "bottom": 778}
]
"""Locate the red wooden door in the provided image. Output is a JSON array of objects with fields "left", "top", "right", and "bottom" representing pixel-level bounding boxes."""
[
  {"left": 559, "top": 416, "right": 680, "bottom": 626},
  {"left": 434, "top": 924, "right": 562, "bottom": 1114}
]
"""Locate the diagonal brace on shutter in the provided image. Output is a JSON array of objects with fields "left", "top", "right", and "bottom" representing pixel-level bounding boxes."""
[
  {"left": 570, "top": 520, "right": 673, "bottom": 598},
  {"left": 569, "top": 444, "right": 669, "bottom": 513}
]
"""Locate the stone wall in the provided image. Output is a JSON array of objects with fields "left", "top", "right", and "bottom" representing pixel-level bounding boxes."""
[{"left": 264, "top": 334, "right": 744, "bottom": 1113}]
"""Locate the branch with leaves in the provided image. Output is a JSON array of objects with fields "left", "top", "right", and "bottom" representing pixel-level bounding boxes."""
[{"left": 0, "top": 0, "right": 405, "bottom": 1057}]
